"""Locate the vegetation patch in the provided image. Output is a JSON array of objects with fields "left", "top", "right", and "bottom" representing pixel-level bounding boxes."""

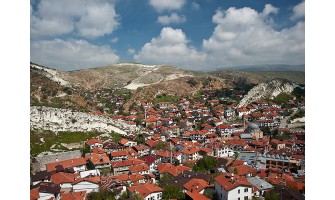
[{"left": 30, "top": 129, "right": 103, "bottom": 156}]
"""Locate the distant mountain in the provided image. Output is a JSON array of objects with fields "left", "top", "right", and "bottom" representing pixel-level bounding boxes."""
[{"left": 212, "top": 64, "right": 305, "bottom": 72}]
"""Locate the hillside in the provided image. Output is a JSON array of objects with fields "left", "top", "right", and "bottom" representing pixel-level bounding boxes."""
[
  {"left": 59, "top": 63, "right": 198, "bottom": 90},
  {"left": 237, "top": 78, "right": 298, "bottom": 107},
  {"left": 211, "top": 71, "right": 305, "bottom": 85}
]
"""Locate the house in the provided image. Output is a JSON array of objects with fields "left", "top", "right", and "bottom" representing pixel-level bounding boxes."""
[
  {"left": 127, "top": 182, "right": 164, "bottom": 200},
  {"left": 132, "top": 145, "right": 150, "bottom": 156},
  {"left": 270, "top": 140, "right": 286, "bottom": 150},
  {"left": 228, "top": 165, "right": 256, "bottom": 177},
  {"left": 50, "top": 172, "right": 75, "bottom": 191},
  {"left": 110, "top": 150, "right": 129, "bottom": 162},
  {"left": 111, "top": 158, "right": 145, "bottom": 175},
  {"left": 112, "top": 173, "right": 146, "bottom": 185},
  {"left": 86, "top": 153, "right": 111, "bottom": 169},
  {"left": 46, "top": 157, "right": 87, "bottom": 173},
  {"left": 31, "top": 182, "right": 61, "bottom": 200},
  {"left": 85, "top": 138, "right": 103, "bottom": 150},
  {"left": 199, "top": 147, "right": 214, "bottom": 157},
  {"left": 181, "top": 147, "right": 200, "bottom": 163},
  {"left": 119, "top": 138, "right": 137, "bottom": 147},
  {"left": 183, "top": 178, "right": 211, "bottom": 194},
  {"left": 214, "top": 173, "right": 253, "bottom": 200},
  {"left": 246, "top": 176, "right": 273, "bottom": 197},
  {"left": 72, "top": 176, "right": 101, "bottom": 194},
  {"left": 59, "top": 191, "right": 87, "bottom": 200},
  {"left": 157, "top": 163, "right": 192, "bottom": 177},
  {"left": 185, "top": 191, "right": 211, "bottom": 200},
  {"left": 31, "top": 171, "right": 52, "bottom": 186},
  {"left": 142, "top": 155, "right": 157, "bottom": 172},
  {"left": 129, "top": 163, "right": 150, "bottom": 175}
]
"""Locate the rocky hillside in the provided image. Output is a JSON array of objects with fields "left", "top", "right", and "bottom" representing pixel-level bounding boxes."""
[
  {"left": 212, "top": 71, "right": 305, "bottom": 85},
  {"left": 30, "top": 106, "right": 137, "bottom": 134},
  {"left": 237, "top": 79, "right": 298, "bottom": 107},
  {"left": 59, "top": 63, "right": 198, "bottom": 90},
  {"left": 30, "top": 63, "right": 88, "bottom": 108}
]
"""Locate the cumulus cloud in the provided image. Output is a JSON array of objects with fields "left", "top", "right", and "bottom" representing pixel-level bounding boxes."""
[
  {"left": 128, "top": 48, "right": 136, "bottom": 55},
  {"left": 262, "top": 4, "right": 279, "bottom": 16},
  {"left": 31, "top": 39, "right": 119, "bottom": 71},
  {"left": 291, "top": 1, "right": 305, "bottom": 20},
  {"left": 134, "top": 27, "right": 207, "bottom": 70},
  {"left": 149, "top": 0, "right": 187, "bottom": 12},
  {"left": 202, "top": 5, "right": 305, "bottom": 67},
  {"left": 157, "top": 13, "right": 186, "bottom": 25},
  {"left": 31, "top": 0, "right": 119, "bottom": 39}
]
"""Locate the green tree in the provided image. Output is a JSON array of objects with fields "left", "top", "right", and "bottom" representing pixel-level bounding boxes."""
[
  {"left": 162, "top": 185, "right": 185, "bottom": 200},
  {"left": 135, "top": 134, "right": 145, "bottom": 144},
  {"left": 233, "top": 167, "right": 238, "bottom": 175},
  {"left": 155, "top": 142, "right": 168, "bottom": 150},
  {"left": 87, "top": 189, "right": 116, "bottom": 200},
  {"left": 192, "top": 156, "right": 217, "bottom": 172},
  {"left": 264, "top": 190, "right": 280, "bottom": 200}
]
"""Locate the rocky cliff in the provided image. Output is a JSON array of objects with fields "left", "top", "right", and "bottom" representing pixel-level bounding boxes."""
[
  {"left": 30, "top": 106, "right": 138, "bottom": 134},
  {"left": 237, "top": 79, "right": 297, "bottom": 107}
]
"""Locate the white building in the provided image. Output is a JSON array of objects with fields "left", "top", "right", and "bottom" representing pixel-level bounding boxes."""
[{"left": 214, "top": 173, "right": 253, "bottom": 200}]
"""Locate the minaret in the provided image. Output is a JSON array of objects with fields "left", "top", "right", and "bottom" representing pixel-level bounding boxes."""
[{"left": 170, "top": 141, "right": 173, "bottom": 164}]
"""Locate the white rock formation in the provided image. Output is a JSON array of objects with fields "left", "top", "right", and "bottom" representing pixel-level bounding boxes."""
[
  {"left": 238, "top": 79, "right": 297, "bottom": 108},
  {"left": 31, "top": 63, "right": 69, "bottom": 86},
  {"left": 30, "top": 106, "right": 138, "bottom": 135}
]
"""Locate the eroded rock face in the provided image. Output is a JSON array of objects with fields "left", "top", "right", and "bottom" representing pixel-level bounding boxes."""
[
  {"left": 238, "top": 79, "right": 297, "bottom": 108},
  {"left": 30, "top": 106, "right": 138, "bottom": 134}
]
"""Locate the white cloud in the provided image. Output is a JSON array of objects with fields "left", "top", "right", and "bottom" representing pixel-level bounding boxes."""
[
  {"left": 191, "top": 2, "right": 200, "bottom": 10},
  {"left": 110, "top": 37, "right": 119, "bottom": 43},
  {"left": 291, "top": 1, "right": 305, "bottom": 20},
  {"left": 262, "top": 4, "right": 279, "bottom": 16},
  {"left": 31, "top": 39, "right": 119, "bottom": 71},
  {"left": 157, "top": 13, "right": 186, "bottom": 25},
  {"left": 31, "top": 0, "right": 119, "bottom": 39},
  {"left": 202, "top": 5, "right": 305, "bottom": 67},
  {"left": 128, "top": 48, "right": 136, "bottom": 55},
  {"left": 134, "top": 27, "right": 207, "bottom": 70},
  {"left": 149, "top": 0, "right": 187, "bottom": 12}
]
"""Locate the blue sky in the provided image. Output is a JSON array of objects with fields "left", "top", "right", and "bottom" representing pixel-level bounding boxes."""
[{"left": 30, "top": 0, "right": 305, "bottom": 71}]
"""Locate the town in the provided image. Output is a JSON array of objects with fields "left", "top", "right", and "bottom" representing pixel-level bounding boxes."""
[{"left": 30, "top": 88, "right": 305, "bottom": 200}]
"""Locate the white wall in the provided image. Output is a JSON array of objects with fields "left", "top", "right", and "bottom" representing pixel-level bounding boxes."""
[
  {"left": 215, "top": 182, "right": 252, "bottom": 200},
  {"left": 73, "top": 181, "right": 99, "bottom": 194}
]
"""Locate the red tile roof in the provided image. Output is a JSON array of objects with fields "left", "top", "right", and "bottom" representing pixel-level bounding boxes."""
[
  {"left": 30, "top": 188, "right": 40, "bottom": 200},
  {"left": 142, "top": 155, "right": 156, "bottom": 165},
  {"left": 157, "top": 163, "right": 191, "bottom": 176},
  {"left": 185, "top": 191, "right": 211, "bottom": 200},
  {"left": 183, "top": 178, "right": 210, "bottom": 193},
  {"left": 111, "top": 158, "right": 145, "bottom": 168},
  {"left": 86, "top": 138, "right": 102, "bottom": 146},
  {"left": 214, "top": 173, "right": 253, "bottom": 191},
  {"left": 181, "top": 147, "right": 199, "bottom": 155},
  {"left": 46, "top": 157, "right": 86, "bottom": 172},
  {"left": 51, "top": 172, "right": 75, "bottom": 185},
  {"left": 86, "top": 153, "right": 110, "bottom": 166},
  {"left": 72, "top": 176, "right": 101, "bottom": 185},
  {"left": 128, "top": 182, "right": 163, "bottom": 198},
  {"left": 119, "top": 138, "right": 129, "bottom": 145},
  {"left": 60, "top": 191, "right": 87, "bottom": 200},
  {"left": 129, "top": 163, "right": 150, "bottom": 173}
]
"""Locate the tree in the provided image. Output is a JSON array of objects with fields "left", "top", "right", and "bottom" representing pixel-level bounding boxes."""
[
  {"left": 159, "top": 173, "right": 174, "bottom": 184},
  {"left": 87, "top": 189, "right": 116, "bottom": 200},
  {"left": 162, "top": 185, "right": 185, "bottom": 200},
  {"left": 233, "top": 167, "right": 238, "bottom": 175},
  {"left": 155, "top": 142, "right": 168, "bottom": 150},
  {"left": 193, "top": 156, "right": 217, "bottom": 172},
  {"left": 264, "top": 190, "right": 280, "bottom": 200},
  {"left": 134, "top": 134, "right": 145, "bottom": 144}
]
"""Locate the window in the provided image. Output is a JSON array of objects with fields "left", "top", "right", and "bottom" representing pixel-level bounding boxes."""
[
  {"left": 238, "top": 189, "right": 240, "bottom": 194},
  {"left": 244, "top": 196, "right": 248, "bottom": 200},
  {"left": 244, "top": 188, "right": 248, "bottom": 192},
  {"left": 238, "top": 198, "right": 240, "bottom": 200}
]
